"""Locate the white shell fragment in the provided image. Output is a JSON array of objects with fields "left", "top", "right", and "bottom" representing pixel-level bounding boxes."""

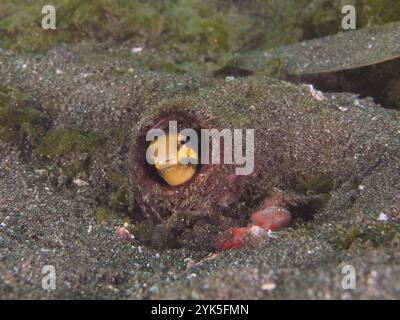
[
  {"left": 73, "top": 178, "right": 89, "bottom": 187},
  {"left": 377, "top": 212, "right": 388, "bottom": 222}
]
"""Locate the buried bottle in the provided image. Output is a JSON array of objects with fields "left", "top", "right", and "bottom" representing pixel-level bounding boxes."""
[{"left": 128, "top": 77, "right": 400, "bottom": 249}]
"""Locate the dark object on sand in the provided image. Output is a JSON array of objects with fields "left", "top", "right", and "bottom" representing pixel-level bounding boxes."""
[{"left": 244, "top": 22, "right": 400, "bottom": 110}]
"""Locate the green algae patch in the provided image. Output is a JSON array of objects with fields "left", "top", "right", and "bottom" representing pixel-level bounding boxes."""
[
  {"left": 8, "top": 0, "right": 400, "bottom": 76},
  {"left": 109, "top": 181, "right": 130, "bottom": 213},
  {"left": 360, "top": 0, "right": 400, "bottom": 26},
  {"left": 369, "top": 223, "right": 400, "bottom": 247},
  {"left": 0, "top": 87, "right": 48, "bottom": 146},
  {"left": 0, "top": 0, "right": 162, "bottom": 52},
  {"left": 2, "top": 1, "right": 400, "bottom": 55},
  {"left": 291, "top": 0, "right": 400, "bottom": 40},
  {"left": 294, "top": 172, "right": 335, "bottom": 195},
  {"left": 161, "top": 0, "right": 261, "bottom": 61},
  {"left": 337, "top": 226, "right": 362, "bottom": 250},
  {"left": 137, "top": 0, "right": 267, "bottom": 76},
  {"left": 336, "top": 222, "right": 399, "bottom": 251},
  {"left": 96, "top": 206, "right": 118, "bottom": 224},
  {"left": 2, "top": 0, "right": 400, "bottom": 77},
  {"left": 36, "top": 129, "right": 98, "bottom": 159},
  {"left": 35, "top": 129, "right": 99, "bottom": 184},
  {"left": 263, "top": 58, "right": 284, "bottom": 77}
]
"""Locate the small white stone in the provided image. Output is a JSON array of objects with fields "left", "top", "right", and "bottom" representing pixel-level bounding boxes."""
[
  {"left": 304, "top": 84, "right": 325, "bottom": 101},
  {"left": 73, "top": 178, "right": 89, "bottom": 187},
  {"left": 184, "top": 258, "right": 197, "bottom": 270},
  {"left": 34, "top": 169, "right": 47, "bottom": 175},
  {"left": 249, "top": 225, "right": 268, "bottom": 238},
  {"left": 55, "top": 69, "right": 63, "bottom": 75},
  {"left": 267, "top": 230, "right": 278, "bottom": 238},
  {"left": 378, "top": 212, "right": 388, "bottom": 222},
  {"left": 358, "top": 185, "right": 365, "bottom": 191},
  {"left": 149, "top": 285, "right": 159, "bottom": 294},
  {"left": 131, "top": 47, "right": 143, "bottom": 54},
  {"left": 261, "top": 282, "right": 276, "bottom": 291}
]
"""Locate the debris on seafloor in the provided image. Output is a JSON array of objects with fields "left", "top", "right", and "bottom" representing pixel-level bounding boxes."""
[
  {"left": 73, "top": 178, "right": 89, "bottom": 187},
  {"left": 131, "top": 46, "right": 144, "bottom": 54},
  {"left": 261, "top": 282, "right": 277, "bottom": 291},
  {"left": 184, "top": 258, "right": 197, "bottom": 270},
  {"left": 303, "top": 84, "right": 325, "bottom": 101},
  {"left": 216, "top": 190, "right": 292, "bottom": 250},
  {"left": 116, "top": 223, "right": 135, "bottom": 242},
  {"left": 378, "top": 212, "right": 389, "bottom": 222}
]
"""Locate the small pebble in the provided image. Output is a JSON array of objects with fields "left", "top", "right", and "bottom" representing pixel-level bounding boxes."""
[
  {"left": 117, "top": 226, "right": 135, "bottom": 241},
  {"left": 131, "top": 47, "right": 143, "bottom": 54},
  {"left": 73, "top": 178, "right": 89, "bottom": 187},
  {"left": 305, "top": 84, "right": 325, "bottom": 101},
  {"left": 261, "top": 282, "right": 276, "bottom": 291},
  {"left": 184, "top": 258, "right": 196, "bottom": 270},
  {"left": 34, "top": 169, "right": 47, "bottom": 175},
  {"left": 149, "top": 285, "right": 159, "bottom": 294},
  {"left": 378, "top": 212, "right": 388, "bottom": 222}
]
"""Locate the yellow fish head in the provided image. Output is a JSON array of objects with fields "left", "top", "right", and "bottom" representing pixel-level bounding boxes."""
[{"left": 149, "top": 134, "right": 198, "bottom": 186}]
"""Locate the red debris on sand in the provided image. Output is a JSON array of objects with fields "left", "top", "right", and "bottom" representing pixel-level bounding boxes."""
[
  {"left": 216, "top": 191, "right": 292, "bottom": 251},
  {"left": 117, "top": 226, "right": 135, "bottom": 242},
  {"left": 251, "top": 207, "right": 292, "bottom": 231},
  {"left": 217, "top": 227, "right": 250, "bottom": 250}
]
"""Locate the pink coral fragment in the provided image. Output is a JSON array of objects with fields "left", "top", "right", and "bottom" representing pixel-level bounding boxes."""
[{"left": 216, "top": 191, "right": 292, "bottom": 251}]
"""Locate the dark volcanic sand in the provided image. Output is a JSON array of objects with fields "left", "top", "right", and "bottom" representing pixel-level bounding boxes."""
[{"left": 0, "top": 33, "right": 400, "bottom": 299}]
